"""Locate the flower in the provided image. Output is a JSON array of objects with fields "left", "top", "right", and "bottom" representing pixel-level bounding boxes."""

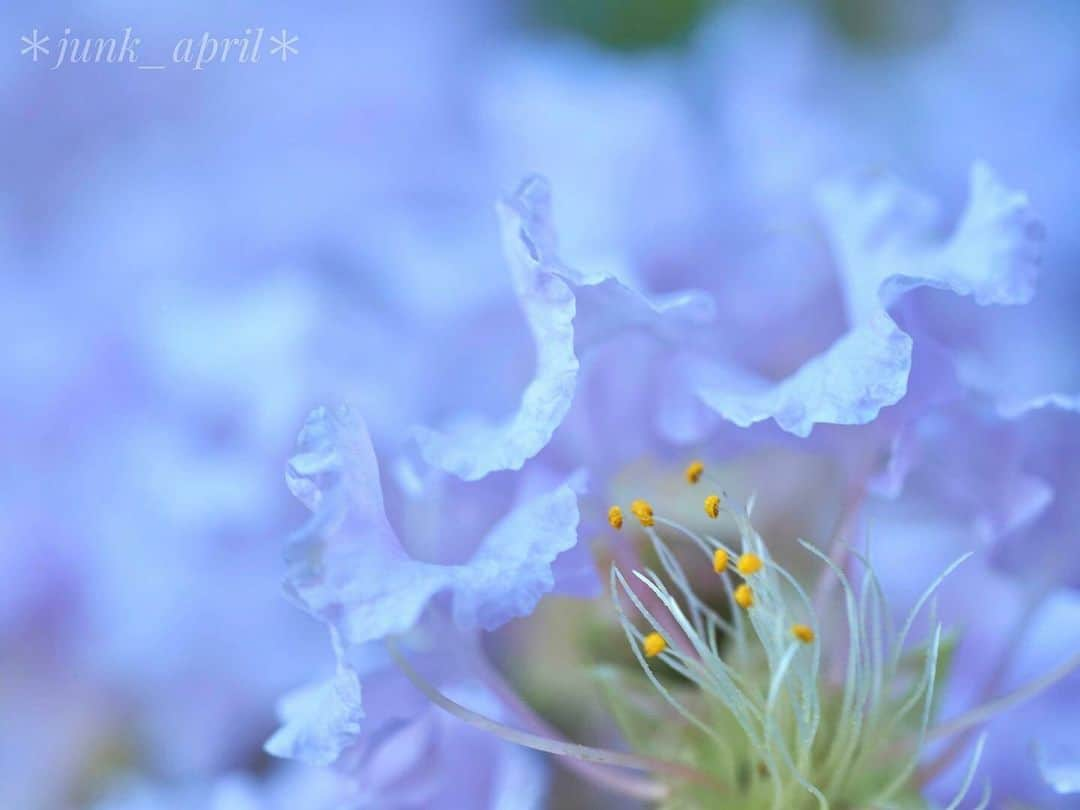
[
  {"left": 8, "top": 0, "right": 1079, "bottom": 804},
  {"left": 265, "top": 156, "right": 1078, "bottom": 804}
]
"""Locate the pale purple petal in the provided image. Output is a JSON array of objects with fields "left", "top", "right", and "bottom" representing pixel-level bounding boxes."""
[
  {"left": 264, "top": 669, "right": 364, "bottom": 766},
  {"left": 414, "top": 177, "right": 579, "bottom": 482},
  {"left": 416, "top": 176, "right": 716, "bottom": 480},
  {"left": 287, "top": 406, "right": 583, "bottom": 647},
  {"left": 695, "top": 313, "right": 911, "bottom": 437},
  {"left": 452, "top": 482, "right": 580, "bottom": 630},
  {"left": 699, "top": 163, "right": 1043, "bottom": 436}
]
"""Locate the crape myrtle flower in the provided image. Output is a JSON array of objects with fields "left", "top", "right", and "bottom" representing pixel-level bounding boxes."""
[{"left": 268, "top": 167, "right": 1076, "bottom": 805}]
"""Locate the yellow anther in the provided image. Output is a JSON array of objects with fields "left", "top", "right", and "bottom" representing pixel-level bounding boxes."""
[
  {"left": 734, "top": 583, "right": 754, "bottom": 609},
  {"left": 737, "top": 553, "right": 764, "bottom": 576},
  {"left": 704, "top": 494, "right": 721, "bottom": 519},
  {"left": 685, "top": 460, "right": 705, "bottom": 485},
  {"left": 608, "top": 505, "right": 624, "bottom": 530},
  {"left": 630, "top": 499, "right": 655, "bottom": 528},
  {"left": 643, "top": 632, "right": 667, "bottom": 658},
  {"left": 712, "top": 548, "right": 730, "bottom": 574},
  {"left": 792, "top": 624, "right": 815, "bottom": 644}
]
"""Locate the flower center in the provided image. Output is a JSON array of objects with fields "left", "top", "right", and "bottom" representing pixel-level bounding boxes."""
[{"left": 603, "top": 461, "right": 971, "bottom": 808}]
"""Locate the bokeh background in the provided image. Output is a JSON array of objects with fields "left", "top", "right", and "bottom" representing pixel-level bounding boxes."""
[{"left": 3, "top": 0, "right": 1079, "bottom": 807}]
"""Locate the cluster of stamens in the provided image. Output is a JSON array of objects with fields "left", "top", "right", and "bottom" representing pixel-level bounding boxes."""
[
  {"left": 600, "top": 460, "right": 985, "bottom": 808},
  {"left": 609, "top": 461, "right": 814, "bottom": 662}
]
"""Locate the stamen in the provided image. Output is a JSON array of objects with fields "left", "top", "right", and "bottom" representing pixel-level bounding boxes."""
[
  {"left": 685, "top": 460, "right": 705, "bottom": 484},
  {"left": 608, "top": 505, "right": 624, "bottom": 530},
  {"left": 612, "top": 567, "right": 760, "bottom": 748},
  {"left": 869, "top": 624, "right": 943, "bottom": 805},
  {"left": 737, "top": 552, "right": 764, "bottom": 576},
  {"left": 630, "top": 499, "right": 655, "bottom": 527},
  {"left": 734, "top": 583, "right": 754, "bottom": 609},
  {"left": 943, "top": 733, "right": 988, "bottom": 810},
  {"left": 704, "top": 493, "right": 721, "bottom": 519},
  {"left": 792, "top": 624, "right": 815, "bottom": 644},
  {"left": 890, "top": 552, "right": 973, "bottom": 675},
  {"left": 713, "top": 548, "right": 730, "bottom": 574},
  {"left": 643, "top": 632, "right": 667, "bottom": 658}
]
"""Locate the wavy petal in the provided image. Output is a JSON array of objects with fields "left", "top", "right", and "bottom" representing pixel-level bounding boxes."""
[
  {"left": 287, "top": 406, "right": 582, "bottom": 646},
  {"left": 264, "top": 669, "right": 364, "bottom": 766},
  {"left": 453, "top": 483, "right": 580, "bottom": 630},
  {"left": 697, "top": 163, "right": 1042, "bottom": 436},
  {"left": 999, "top": 392, "right": 1080, "bottom": 419},
  {"left": 284, "top": 406, "right": 450, "bottom": 643},
  {"left": 416, "top": 176, "right": 715, "bottom": 480},
  {"left": 824, "top": 161, "right": 1042, "bottom": 320},
  {"left": 413, "top": 178, "right": 578, "bottom": 482},
  {"left": 695, "top": 312, "right": 911, "bottom": 437}
]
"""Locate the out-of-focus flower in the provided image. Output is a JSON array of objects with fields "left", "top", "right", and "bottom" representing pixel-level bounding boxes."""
[{"left": 93, "top": 765, "right": 350, "bottom": 810}]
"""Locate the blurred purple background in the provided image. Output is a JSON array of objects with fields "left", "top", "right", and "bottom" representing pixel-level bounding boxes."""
[{"left": 3, "top": 1, "right": 1079, "bottom": 807}]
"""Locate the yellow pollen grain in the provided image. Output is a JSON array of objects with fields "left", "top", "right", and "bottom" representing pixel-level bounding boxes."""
[
  {"left": 734, "top": 583, "right": 754, "bottom": 609},
  {"left": 704, "top": 494, "right": 721, "bottom": 519},
  {"left": 630, "top": 499, "right": 655, "bottom": 528},
  {"left": 792, "top": 624, "right": 815, "bottom": 644},
  {"left": 643, "top": 632, "right": 667, "bottom": 658},
  {"left": 608, "top": 505, "right": 624, "bottom": 530},
  {"left": 685, "top": 460, "right": 705, "bottom": 485},
  {"left": 712, "top": 548, "right": 730, "bottom": 574},
  {"left": 737, "top": 553, "right": 764, "bottom": 575}
]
